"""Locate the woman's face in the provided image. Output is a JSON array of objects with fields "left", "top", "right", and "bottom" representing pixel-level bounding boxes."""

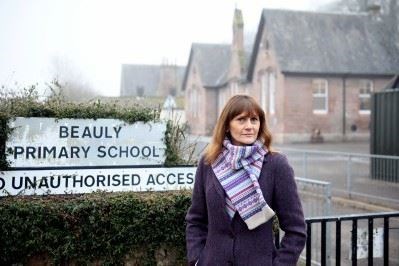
[{"left": 228, "top": 112, "right": 260, "bottom": 146}]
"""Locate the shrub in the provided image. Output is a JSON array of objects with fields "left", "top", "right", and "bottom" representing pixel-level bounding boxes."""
[
  {"left": 0, "top": 191, "right": 192, "bottom": 265},
  {"left": 0, "top": 85, "right": 197, "bottom": 264}
]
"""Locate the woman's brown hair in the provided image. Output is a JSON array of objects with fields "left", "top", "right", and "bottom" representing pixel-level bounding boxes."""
[{"left": 204, "top": 94, "right": 273, "bottom": 164}]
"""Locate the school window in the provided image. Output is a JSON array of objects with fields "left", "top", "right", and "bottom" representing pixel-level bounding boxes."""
[
  {"left": 191, "top": 86, "right": 199, "bottom": 118},
  {"left": 269, "top": 72, "right": 276, "bottom": 114},
  {"left": 261, "top": 75, "right": 267, "bottom": 112},
  {"left": 261, "top": 72, "right": 276, "bottom": 114},
  {"left": 230, "top": 82, "right": 239, "bottom": 95},
  {"left": 242, "top": 85, "right": 249, "bottom": 95},
  {"left": 359, "top": 80, "right": 373, "bottom": 114},
  {"left": 219, "top": 89, "right": 227, "bottom": 115},
  {"left": 189, "top": 87, "right": 193, "bottom": 115},
  {"left": 312, "top": 79, "right": 328, "bottom": 114}
]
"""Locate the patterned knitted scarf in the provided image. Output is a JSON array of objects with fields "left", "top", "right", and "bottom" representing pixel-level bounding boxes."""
[{"left": 211, "top": 139, "right": 275, "bottom": 230}]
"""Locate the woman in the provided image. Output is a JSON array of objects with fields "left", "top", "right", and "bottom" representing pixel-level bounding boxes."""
[{"left": 185, "top": 95, "right": 306, "bottom": 266}]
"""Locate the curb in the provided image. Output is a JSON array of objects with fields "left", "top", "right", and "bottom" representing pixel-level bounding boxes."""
[{"left": 332, "top": 196, "right": 398, "bottom": 212}]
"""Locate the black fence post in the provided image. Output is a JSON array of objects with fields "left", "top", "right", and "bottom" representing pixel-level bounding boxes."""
[
  {"left": 368, "top": 218, "right": 373, "bottom": 266},
  {"left": 351, "top": 219, "right": 357, "bottom": 266},
  {"left": 321, "top": 221, "right": 326, "bottom": 266},
  {"left": 306, "top": 221, "right": 312, "bottom": 266},
  {"left": 336, "top": 219, "right": 341, "bottom": 266},
  {"left": 383, "top": 217, "right": 389, "bottom": 266}
]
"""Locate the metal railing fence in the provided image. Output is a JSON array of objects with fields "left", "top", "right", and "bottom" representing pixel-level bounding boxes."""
[
  {"left": 304, "top": 212, "right": 399, "bottom": 266},
  {"left": 275, "top": 212, "right": 399, "bottom": 266},
  {"left": 296, "top": 177, "right": 331, "bottom": 218},
  {"left": 292, "top": 177, "right": 333, "bottom": 264},
  {"left": 281, "top": 149, "right": 399, "bottom": 207}
]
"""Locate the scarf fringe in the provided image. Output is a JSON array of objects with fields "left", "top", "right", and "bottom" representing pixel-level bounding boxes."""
[{"left": 246, "top": 205, "right": 276, "bottom": 230}]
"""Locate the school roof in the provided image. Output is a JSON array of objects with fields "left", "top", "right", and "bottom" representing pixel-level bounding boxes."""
[
  {"left": 182, "top": 43, "right": 254, "bottom": 89},
  {"left": 182, "top": 43, "right": 231, "bottom": 89},
  {"left": 248, "top": 9, "right": 399, "bottom": 79}
]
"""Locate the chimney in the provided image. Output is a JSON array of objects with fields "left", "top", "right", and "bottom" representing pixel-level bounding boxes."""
[
  {"left": 389, "top": 0, "right": 399, "bottom": 48},
  {"left": 232, "top": 8, "right": 245, "bottom": 75},
  {"left": 233, "top": 8, "right": 244, "bottom": 52}
]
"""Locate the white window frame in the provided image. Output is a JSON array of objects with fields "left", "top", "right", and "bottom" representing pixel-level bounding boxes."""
[
  {"left": 261, "top": 71, "right": 276, "bottom": 115},
  {"left": 188, "top": 88, "right": 193, "bottom": 114},
  {"left": 242, "top": 85, "right": 249, "bottom": 95},
  {"left": 261, "top": 74, "right": 267, "bottom": 112},
  {"left": 230, "top": 81, "right": 239, "bottom": 95},
  {"left": 269, "top": 72, "right": 276, "bottom": 115},
  {"left": 312, "top": 79, "right": 328, "bottom": 114},
  {"left": 359, "top": 79, "right": 373, "bottom": 115},
  {"left": 191, "top": 86, "right": 199, "bottom": 118},
  {"left": 218, "top": 88, "right": 227, "bottom": 116},
  {"left": 194, "top": 88, "right": 198, "bottom": 118}
]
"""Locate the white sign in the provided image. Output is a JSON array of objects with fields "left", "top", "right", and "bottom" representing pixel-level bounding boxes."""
[
  {"left": 0, "top": 167, "right": 196, "bottom": 196},
  {"left": 6, "top": 117, "right": 166, "bottom": 167},
  {"left": 352, "top": 227, "right": 384, "bottom": 259}
]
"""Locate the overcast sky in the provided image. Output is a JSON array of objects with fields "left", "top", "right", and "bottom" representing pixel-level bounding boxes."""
[{"left": 0, "top": 0, "right": 335, "bottom": 96}]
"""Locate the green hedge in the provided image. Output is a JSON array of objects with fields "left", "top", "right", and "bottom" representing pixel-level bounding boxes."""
[
  {"left": 0, "top": 191, "right": 192, "bottom": 265},
  {"left": 0, "top": 86, "right": 197, "bottom": 264}
]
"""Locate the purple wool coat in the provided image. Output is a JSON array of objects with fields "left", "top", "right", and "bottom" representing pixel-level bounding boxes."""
[{"left": 185, "top": 152, "right": 306, "bottom": 266}]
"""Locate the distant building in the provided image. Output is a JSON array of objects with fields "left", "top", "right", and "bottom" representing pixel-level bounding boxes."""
[
  {"left": 120, "top": 63, "right": 185, "bottom": 97},
  {"left": 183, "top": 4, "right": 399, "bottom": 142}
]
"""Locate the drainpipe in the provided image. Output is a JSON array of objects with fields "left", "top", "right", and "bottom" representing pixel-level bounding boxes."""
[{"left": 342, "top": 75, "right": 347, "bottom": 139}]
